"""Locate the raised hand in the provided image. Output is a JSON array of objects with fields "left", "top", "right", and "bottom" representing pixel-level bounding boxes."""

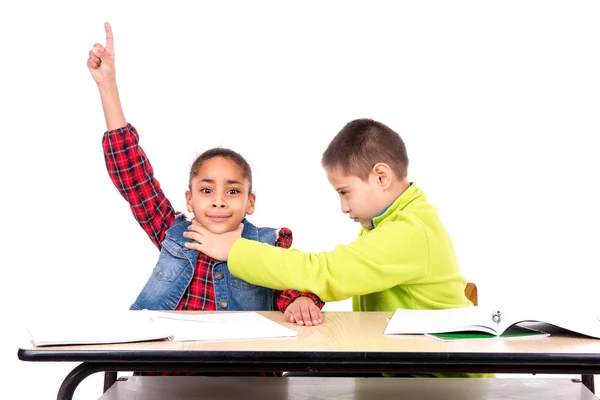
[
  {"left": 87, "top": 22, "right": 126, "bottom": 130},
  {"left": 87, "top": 22, "right": 116, "bottom": 85}
]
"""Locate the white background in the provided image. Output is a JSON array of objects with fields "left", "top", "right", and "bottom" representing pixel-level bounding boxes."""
[{"left": 1, "top": 1, "right": 599, "bottom": 399}]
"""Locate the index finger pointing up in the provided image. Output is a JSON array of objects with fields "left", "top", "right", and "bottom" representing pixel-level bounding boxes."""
[{"left": 104, "top": 22, "right": 114, "bottom": 53}]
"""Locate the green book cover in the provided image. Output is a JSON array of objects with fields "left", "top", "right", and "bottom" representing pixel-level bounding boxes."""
[{"left": 427, "top": 326, "right": 549, "bottom": 341}]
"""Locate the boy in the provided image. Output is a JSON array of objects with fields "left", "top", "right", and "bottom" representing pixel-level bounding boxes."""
[{"left": 184, "top": 118, "right": 473, "bottom": 314}]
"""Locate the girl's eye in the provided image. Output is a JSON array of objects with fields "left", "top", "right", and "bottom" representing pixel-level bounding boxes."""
[{"left": 201, "top": 188, "right": 212, "bottom": 194}]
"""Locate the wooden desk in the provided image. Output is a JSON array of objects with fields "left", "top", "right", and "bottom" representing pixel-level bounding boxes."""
[{"left": 17, "top": 311, "right": 600, "bottom": 400}]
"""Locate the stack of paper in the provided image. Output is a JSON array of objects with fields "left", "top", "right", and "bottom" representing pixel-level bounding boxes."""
[
  {"left": 27, "top": 311, "right": 173, "bottom": 346},
  {"left": 148, "top": 311, "right": 298, "bottom": 341},
  {"left": 27, "top": 311, "right": 297, "bottom": 347}
]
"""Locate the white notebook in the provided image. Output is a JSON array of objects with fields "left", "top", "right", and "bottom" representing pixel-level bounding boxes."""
[
  {"left": 148, "top": 311, "right": 298, "bottom": 342},
  {"left": 27, "top": 311, "right": 297, "bottom": 346},
  {"left": 27, "top": 311, "right": 173, "bottom": 346}
]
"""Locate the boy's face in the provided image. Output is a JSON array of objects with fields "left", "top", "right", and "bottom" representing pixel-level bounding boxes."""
[
  {"left": 186, "top": 157, "right": 255, "bottom": 234},
  {"left": 326, "top": 167, "right": 389, "bottom": 229}
]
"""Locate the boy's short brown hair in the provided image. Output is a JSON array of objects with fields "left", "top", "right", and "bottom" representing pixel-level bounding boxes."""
[{"left": 322, "top": 118, "right": 409, "bottom": 180}]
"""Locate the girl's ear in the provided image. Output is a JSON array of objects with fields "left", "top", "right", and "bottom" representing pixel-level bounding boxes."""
[
  {"left": 185, "top": 190, "right": 194, "bottom": 213},
  {"left": 246, "top": 193, "right": 256, "bottom": 215}
]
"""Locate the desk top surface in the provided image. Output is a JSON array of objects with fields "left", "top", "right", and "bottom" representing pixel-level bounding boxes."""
[{"left": 18, "top": 311, "right": 600, "bottom": 365}]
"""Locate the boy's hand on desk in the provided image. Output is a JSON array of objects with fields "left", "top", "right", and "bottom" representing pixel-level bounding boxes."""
[{"left": 285, "top": 297, "right": 322, "bottom": 326}]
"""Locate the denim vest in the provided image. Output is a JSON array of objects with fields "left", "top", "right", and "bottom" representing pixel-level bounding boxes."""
[{"left": 130, "top": 214, "right": 277, "bottom": 311}]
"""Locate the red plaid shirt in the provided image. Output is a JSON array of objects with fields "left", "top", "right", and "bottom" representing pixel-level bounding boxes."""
[{"left": 102, "top": 123, "right": 323, "bottom": 312}]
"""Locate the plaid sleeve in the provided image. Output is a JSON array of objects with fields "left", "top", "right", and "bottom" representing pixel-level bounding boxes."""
[
  {"left": 273, "top": 228, "right": 325, "bottom": 312},
  {"left": 277, "top": 290, "right": 325, "bottom": 312},
  {"left": 102, "top": 123, "right": 175, "bottom": 249}
]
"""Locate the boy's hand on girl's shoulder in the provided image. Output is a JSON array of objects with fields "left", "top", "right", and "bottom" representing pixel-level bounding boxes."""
[
  {"left": 87, "top": 22, "right": 117, "bottom": 85},
  {"left": 183, "top": 219, "right": 243, "bottom": 261},
  {"left": 284, "top": 297, "right": 322, "bottom": 327}
]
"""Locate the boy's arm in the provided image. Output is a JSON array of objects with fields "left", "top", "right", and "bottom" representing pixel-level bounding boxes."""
[
  {"left": 89, "top": 23, "right": 175, "bottom": 248},
  {"left": 228, "top": 220, "right": 429, "bottom": 302},
  {"left": 271, "top": 228, "right": 325, "bottom": 311}
]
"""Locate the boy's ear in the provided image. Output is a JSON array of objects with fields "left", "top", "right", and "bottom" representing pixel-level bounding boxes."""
[
  {"left": 246, "top": 193, "right": 256, "bottom": 215},
  {"left": 185, "top": 190, "right": 194, "bottom": 213},
  {"left": 372, "top": 163, "right": 393, "bottom": 189}
]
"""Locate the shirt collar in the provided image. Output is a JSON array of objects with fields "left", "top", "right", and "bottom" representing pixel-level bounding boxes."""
[{"left": 370, "top": 182, "right": 418, "bottom": 229}]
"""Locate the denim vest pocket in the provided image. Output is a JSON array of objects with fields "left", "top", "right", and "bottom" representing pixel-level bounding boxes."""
[
  {"left": 152, "top": 238, "right": 187, "bottom": 282},
  {"left": 230, "top": 276, "right": 260, "bottom": 291}
]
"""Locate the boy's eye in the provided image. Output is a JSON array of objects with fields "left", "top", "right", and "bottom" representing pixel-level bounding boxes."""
[
  {"left": 200, "top": 188, "right": 212, "bottom": 194},
  {"left": 228, "top": 189, "right": 240, "bottom": 195}
]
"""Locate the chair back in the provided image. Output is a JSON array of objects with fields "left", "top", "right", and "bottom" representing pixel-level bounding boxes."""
[{"left": 465, "top": 282, "right": 478, "bottom": 306}]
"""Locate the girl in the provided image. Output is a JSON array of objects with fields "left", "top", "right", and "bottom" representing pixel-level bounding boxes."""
[{"left": 88, "top": 22, "right": 323, "bottom": 327}]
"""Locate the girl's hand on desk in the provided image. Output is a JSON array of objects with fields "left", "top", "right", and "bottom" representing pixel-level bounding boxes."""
[{"left": 285, "top": 297, "right": 322, "bottom": 327}]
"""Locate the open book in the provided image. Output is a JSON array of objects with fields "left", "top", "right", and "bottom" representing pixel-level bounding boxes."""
[
  {"left": 424, "top": 326, "right": 550, "bottom": 341},
  {"left": 384, "top": 307, "right": 600, "bottom": 339},
  {"left": 27, "top": 311, "right": 297, "bottom": 347}
]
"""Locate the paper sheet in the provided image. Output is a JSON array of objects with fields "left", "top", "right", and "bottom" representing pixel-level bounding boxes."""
[{"left": 149, "top": 311, "right": 298, "bottom": 341}]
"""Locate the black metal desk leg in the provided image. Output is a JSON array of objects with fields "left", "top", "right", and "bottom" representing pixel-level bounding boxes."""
[
  {"left": 103, "top": 372, "right": 118, "bottom": 392},
  {"left": 57, "top": 363, "right": 108, "bottom": 400},
  {"left": 582, "top": 374, "right": 595, "bottom": 394}
]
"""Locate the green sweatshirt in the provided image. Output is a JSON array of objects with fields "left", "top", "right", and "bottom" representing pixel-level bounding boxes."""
[{"left": 229, "top": 183, "right": 472, "bottom": 311}]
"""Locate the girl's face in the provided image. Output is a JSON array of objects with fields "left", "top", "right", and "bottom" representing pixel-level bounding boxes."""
[{"left": 185, "top": 157, "right": 255, "bottom": 234}]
